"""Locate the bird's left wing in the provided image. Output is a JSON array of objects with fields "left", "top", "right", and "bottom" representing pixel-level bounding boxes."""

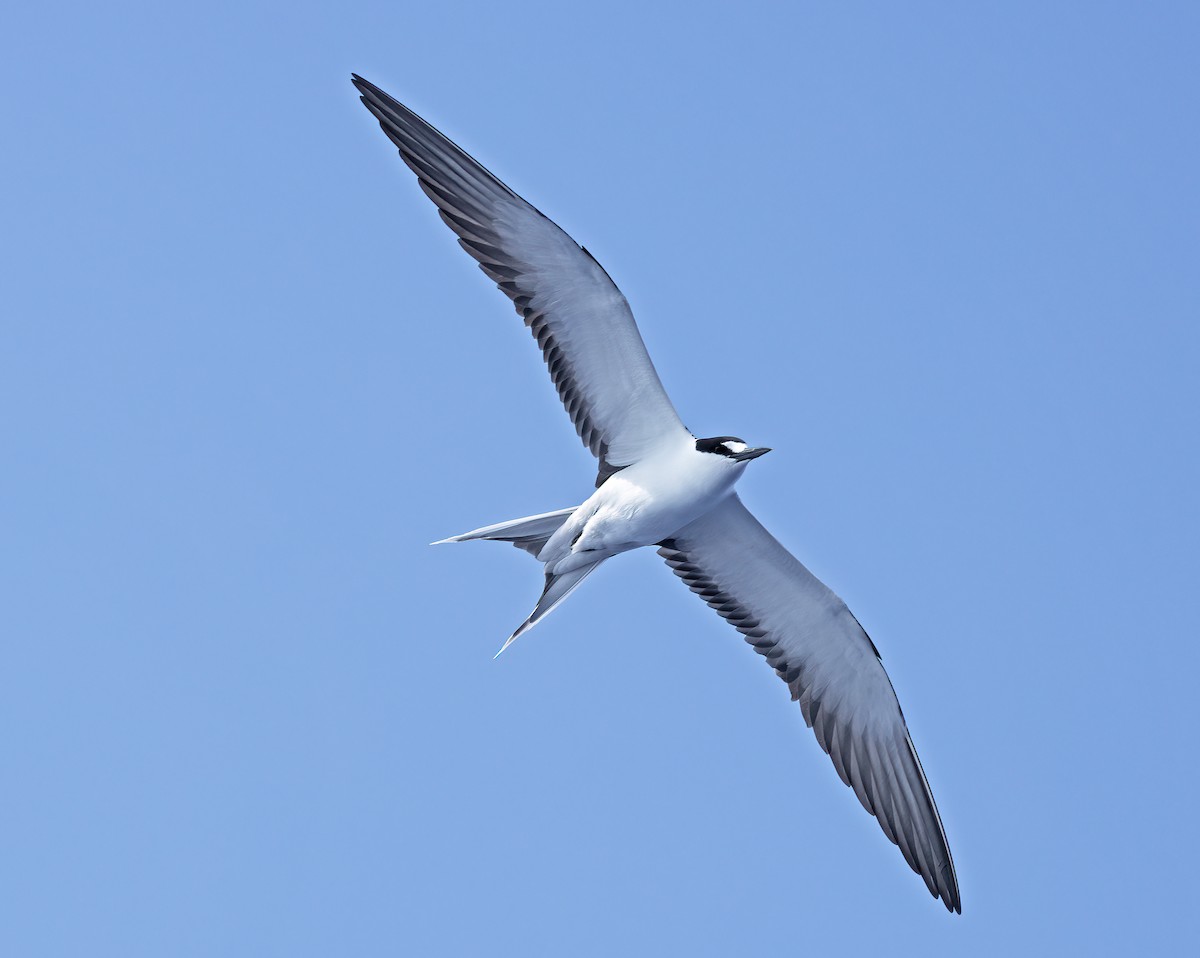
[
  {"left": 658, "top": 495, "right": 961, "bottom": 912},
  {"left": 352, "top": 75, "right": 690, "bottom": 477}
]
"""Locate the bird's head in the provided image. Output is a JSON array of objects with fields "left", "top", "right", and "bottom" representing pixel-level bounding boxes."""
[{"left": 694, "top": 436, "right": 772, "bottom": 464}]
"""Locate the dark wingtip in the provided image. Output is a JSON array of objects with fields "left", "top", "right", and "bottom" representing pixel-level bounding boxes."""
[{"left": 943, "top": 885, "right": 962, "bottom": 914}]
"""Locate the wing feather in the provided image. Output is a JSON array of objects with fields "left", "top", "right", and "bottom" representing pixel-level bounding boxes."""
[
  {"left": 659, "top": 494, "right": 960, "bottom": 912},
  {"left": 352, "top": 75, "right": 689, "bottom": 478}
]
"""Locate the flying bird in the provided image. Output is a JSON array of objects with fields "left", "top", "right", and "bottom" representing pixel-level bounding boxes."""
[{"left": 352, "top": 74, "right": 961, "bottom": 913}]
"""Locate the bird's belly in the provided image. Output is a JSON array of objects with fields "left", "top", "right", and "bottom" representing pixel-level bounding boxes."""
[{"left": 576, "top": 474, "right": 734, "bottom": 555}]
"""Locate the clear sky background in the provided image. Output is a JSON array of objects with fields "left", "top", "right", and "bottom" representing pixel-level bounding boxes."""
[{"left": 3, "top": 2, "right": 1198, "bottom": 954}]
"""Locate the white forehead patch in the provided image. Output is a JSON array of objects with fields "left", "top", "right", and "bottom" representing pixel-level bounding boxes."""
[{"left": 722, "top": 441, "right": 748, "bottom": 455}]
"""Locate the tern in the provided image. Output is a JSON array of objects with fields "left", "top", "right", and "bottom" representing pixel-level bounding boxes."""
[{"left": 352, "top": 75, "right": 960, "bottom": 913}]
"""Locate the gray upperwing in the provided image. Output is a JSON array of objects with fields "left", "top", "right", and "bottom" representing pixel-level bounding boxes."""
[
  {"left": 353, "top": 76, "right": 691, "bottom": 470},
  {"left": 658, "top": 494, "right": 960, "bottom": 913}
]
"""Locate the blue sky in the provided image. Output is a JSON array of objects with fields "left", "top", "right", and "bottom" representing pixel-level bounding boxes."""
[{"left": 3, "top": 1, "right": 1198, "bottom": 954}]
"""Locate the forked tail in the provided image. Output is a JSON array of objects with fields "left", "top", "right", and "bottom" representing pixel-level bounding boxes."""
[{"left": 432, "top": 505, "right": 606, "bottom": 654}]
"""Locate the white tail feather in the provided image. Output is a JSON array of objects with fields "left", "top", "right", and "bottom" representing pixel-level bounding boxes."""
[
  {"left": 432, "top": 506, "right": 577, "bottom": 548},
  {"left": 496, "top": 561, "right": 604, "bottom": 656}
]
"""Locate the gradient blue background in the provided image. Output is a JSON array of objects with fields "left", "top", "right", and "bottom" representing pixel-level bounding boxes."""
[{"left": 3, "top": 2, "right": 1197, "bottom": 954}]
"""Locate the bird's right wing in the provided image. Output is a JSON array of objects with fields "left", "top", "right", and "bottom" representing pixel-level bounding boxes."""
[
  {"left": 658, "top": 495, "right": 960, "bottom": 912},
  {"left": 353, "top": 76, "right": 690, "bottom": 478}
]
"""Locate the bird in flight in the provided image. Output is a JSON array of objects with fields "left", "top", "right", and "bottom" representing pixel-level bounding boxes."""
[{"left": 352, "top": 74, "right": 960, "bottom": 913}]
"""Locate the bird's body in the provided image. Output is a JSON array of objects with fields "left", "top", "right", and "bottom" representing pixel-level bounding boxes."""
[
  {"left": 542, "top": 436, "right": 750, "bottom": 573},
  {"left": 352, "top": 74, "right": 961, "bottom": 913}
]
